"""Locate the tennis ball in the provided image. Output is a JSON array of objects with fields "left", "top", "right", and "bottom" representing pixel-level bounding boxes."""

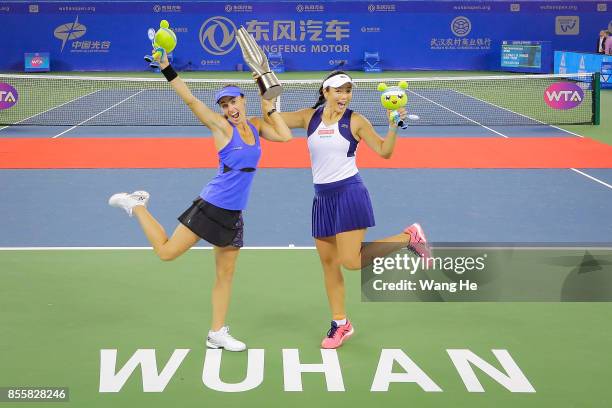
[
  {"left": 155, "top": 27, "right": 177, "bottom": 53},
  {"left": 160, "top": 20, "right": 169, "bottom": 29}
]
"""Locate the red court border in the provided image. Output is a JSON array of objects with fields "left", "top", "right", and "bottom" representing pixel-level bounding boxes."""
[{"left": 1, "top": 137, "right": 612, "bottom": 169}]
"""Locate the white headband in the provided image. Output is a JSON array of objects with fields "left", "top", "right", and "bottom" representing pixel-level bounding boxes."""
[{"left": 323, "top": 74, "right": 353, "bottom": 89}]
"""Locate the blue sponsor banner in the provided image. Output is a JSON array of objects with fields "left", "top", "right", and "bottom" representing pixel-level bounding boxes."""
[
  {"left": 602, "top": 62, "right": 612, "bottom": 88},
  {"left": 555, "top": 50, "right": 612, "bottom": 89},
  {"left": 1, "top": 1, "right": 611, "bottom": 71}
]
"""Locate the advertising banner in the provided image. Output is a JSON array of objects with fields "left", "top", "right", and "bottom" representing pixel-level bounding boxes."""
[
  {"left": 555, "top": 50, "right": 612, "bottom": 88},
  {"left": 1, "top": 1, "right": 610, "bottom": 71}
]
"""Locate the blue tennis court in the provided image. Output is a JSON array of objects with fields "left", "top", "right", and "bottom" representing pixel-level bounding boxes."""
[{"left": 2, "top": 1, "right": 612, "bottom": 404}]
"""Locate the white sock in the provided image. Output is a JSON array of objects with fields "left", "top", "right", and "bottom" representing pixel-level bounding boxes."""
[
  {"left": 209, "top": 326, "right": 225, "bottom": 335},
  {"left": 333, "top": 319, "right": 347, "bottom": 326}
]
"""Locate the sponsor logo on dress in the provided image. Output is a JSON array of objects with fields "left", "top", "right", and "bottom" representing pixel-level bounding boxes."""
[{"left": 318, "top": 128, "right": 335, "bottom": 137}]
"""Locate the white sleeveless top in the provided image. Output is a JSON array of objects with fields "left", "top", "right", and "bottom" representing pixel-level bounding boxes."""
[{"left": 307, "top": 107, "right": 359, "bottom": 184}]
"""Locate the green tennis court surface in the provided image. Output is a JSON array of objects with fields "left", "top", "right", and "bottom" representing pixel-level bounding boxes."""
[{"left": 2, "top": 249, "right": 610, "bottom": 407}]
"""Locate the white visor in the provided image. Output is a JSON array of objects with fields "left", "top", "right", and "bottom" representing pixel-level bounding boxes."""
[{"left": 323, "top": 74, "right": 353, "bottom": 89}]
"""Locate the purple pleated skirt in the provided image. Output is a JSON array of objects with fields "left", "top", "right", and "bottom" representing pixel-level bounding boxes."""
[{"left": 312, "top": 173, "right": 376, "bottom": 238}]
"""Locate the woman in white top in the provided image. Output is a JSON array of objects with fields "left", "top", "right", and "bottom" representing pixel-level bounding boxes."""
[{"left": 269, "top": 71, "right": 431, "bottom": 349}]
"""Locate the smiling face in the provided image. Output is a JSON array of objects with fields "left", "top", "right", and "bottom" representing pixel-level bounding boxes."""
[
  {"left": 380, "top": 88, "right": 408, "bottom": 110},
  {"left": 323, "top": 83, "right": 353, "bottom": 114},
  {"left": 218, "top": 95, "right": 246, "bottom": 125}
]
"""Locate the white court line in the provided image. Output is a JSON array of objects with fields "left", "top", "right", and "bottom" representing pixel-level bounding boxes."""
[
  {"left": 450, "top": 89, "right": 584, "bottom": 137},
  {"left": 432, "top": 90, "right": 611, "bottom": 191},
  {"left": 570, "top": 168, "right": 612, "bottom": 190},
  {"left": 51, "top": 90, "right": 146, "bottom": 138},
  {"left": 450, "top": 92, "right": 611, "bottom": 190},
  {"left": 0, "top": 246, "right": 317, "bottom": 251},
  {"left": 407, "top": 89, "right": 509, "bottom": 138},
  {"left": 547, "top": 124, "right": 583, "bottom": 137},
  {"left": 0, "top": 90, "right": 100, "bottom": 132}
]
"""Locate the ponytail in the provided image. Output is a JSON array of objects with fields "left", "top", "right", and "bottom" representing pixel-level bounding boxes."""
[{"left": 311, "top": 86, "right": 325, "bottom": 109}]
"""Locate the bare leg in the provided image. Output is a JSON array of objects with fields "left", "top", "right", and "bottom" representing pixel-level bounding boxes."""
[
  {"left": 210, "top": 245, "right": 240, "bottom": 331},
  {"left": 132, "top": 206, "right": 200, "bottom": 261},
  {"left": 336, "top": 229, "right": 410, "bottom": 271},
  {"left": 315, "top": 236, "right": 345, "bottom": 320}
]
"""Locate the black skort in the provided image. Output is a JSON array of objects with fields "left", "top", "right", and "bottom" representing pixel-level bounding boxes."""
[{"left": 178, "top": 198, "right": 244, "bottom": 248}]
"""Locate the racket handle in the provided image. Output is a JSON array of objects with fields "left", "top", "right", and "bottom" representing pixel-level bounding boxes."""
[{"left": 390, "top": 111, "right": 408, "bottom": 129}]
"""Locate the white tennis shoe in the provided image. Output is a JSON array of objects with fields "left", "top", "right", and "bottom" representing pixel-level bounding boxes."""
[
  {"left": 206, "top": 326, "right": 246, "bottom": 352},
  {"left": 108, "top": 190, "right": 150, "bottom": 217}
]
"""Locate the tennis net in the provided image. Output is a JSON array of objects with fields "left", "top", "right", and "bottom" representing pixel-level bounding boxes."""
[{"left": 0, "top": 72, "right": 599, "bottom": 127}]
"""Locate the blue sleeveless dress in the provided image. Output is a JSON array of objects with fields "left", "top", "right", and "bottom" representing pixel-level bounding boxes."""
[{"left": 201, "top": 120, "right": 262, "bottom": 211}]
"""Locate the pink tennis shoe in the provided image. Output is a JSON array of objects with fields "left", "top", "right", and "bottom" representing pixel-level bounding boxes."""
[
  {"left": 404, "top": 223, "right": 432, "bottom": 261},
  {"left": 321, "top": 320, "right": 354, "bottom": 349}
]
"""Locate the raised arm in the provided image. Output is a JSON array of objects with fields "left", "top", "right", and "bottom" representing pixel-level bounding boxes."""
[
  {"left": 263, "top": 103, "right": 313, "bottom": 130},
  {"left": 352, "top": 110, "right": 404, "bottom": 159},
  {"left": 158, "top": 56, "right": 227, "bottom": 133},
  {"left": 255, "top": 97, "right": 292, "bottom": 142}
]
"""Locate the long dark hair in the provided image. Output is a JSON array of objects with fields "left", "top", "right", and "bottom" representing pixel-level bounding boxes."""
[{"left": 311, "top": 70, "right": 349, "bottom": 109}]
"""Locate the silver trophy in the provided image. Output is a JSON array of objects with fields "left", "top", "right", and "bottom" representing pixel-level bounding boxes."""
[{"left": 236, "top": 26, "right": 282, "bottom": 100}]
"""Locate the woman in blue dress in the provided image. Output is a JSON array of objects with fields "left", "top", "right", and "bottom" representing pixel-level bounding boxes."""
[{"left": 109, "top": 54, "right": 291, "bottom": 351}]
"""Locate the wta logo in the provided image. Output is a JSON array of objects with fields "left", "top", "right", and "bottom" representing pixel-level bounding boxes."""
[
  {"left": 30, "top": 56, "right": 44, "bottom": 67},
  {"left": 199, "top": 16, "right": 237, "bottom": 55},
  {"left": 544, "top": 82, "right": 584, "bottom": 110},
  {"left": 0, "top": 83, "right": 18, "bottom": 110}
]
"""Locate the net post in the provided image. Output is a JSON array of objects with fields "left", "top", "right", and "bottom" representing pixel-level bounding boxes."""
[{"left": 592, "top": 72, "right": 600, "bottom": 125}]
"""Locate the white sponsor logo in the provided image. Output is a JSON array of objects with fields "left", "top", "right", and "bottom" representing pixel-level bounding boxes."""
[
  {"left": 451, "top": 16, "right": 471, "bottom": 37},
  {"left": 199, "top": 16, "right": 237, "bottom": 56}
]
